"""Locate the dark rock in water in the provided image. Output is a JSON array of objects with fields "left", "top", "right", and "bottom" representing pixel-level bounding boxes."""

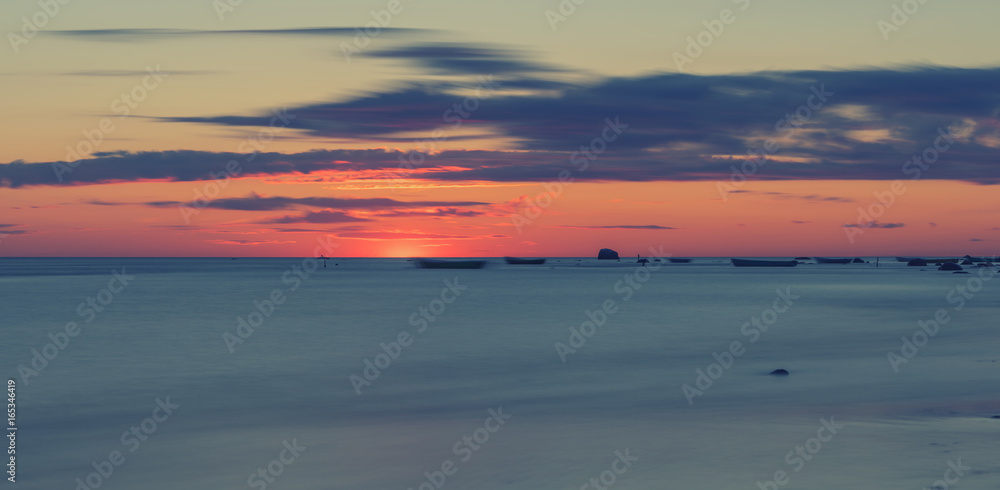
[
  {"left": 795, "top": 257, "right": 811, "bottom": 260},
  {"left": 954, "top": 271, "right": 969, "bottom": 274},
  {"left": 938, "top": 262, "right": 963, "bottom": 271},
  {"left": 907, "top": 258, "right": 928, "bottom": 266},
  {"left": 852, "top": 257, "right": 866, "bottom": 263},
  {"left": 769, "top": 369, "right": 790, "bottom": 376},
  {"left": 597, "top": 248, "right": 620, "bottom": 260},
  {"left": 991, "top": 415, "right": 1000, "bottom": 419}
]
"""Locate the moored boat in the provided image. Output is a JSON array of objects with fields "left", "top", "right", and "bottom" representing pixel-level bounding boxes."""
[
  {"left": 504, "top": 257, "right": 546, "bottom": 265},
  {"left": 416, "top": 259, "right": 487, "bottom": 269},
  {"left": 814, "top": 257, "right": 852, "bottom": 264},
  {"left": 731, "top": 258, "right": 798, "bottom": 267}
]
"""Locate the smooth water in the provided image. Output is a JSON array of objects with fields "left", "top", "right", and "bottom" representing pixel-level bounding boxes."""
[{"left": 1, "top": 258, "right": 998, "bottom": 489}]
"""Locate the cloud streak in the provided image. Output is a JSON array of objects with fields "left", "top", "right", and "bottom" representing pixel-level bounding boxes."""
[
  {"left": 365, "top": 43, "right": 560, "bottom": 75},
  {"left": 843, "top": 221, "right": 905, "bottom": 229},
  {"left": 43, "top": 27, "right": 428, "bottom": 42},
  {"left": 142, "top": 193, "right": 489, "bottom": 211},
  {"left": 256, "top": 210, "right": 371, "bottom": 224}
]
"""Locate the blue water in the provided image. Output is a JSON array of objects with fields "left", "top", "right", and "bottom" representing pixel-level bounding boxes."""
[{"left": 1, "top": 258, "right": 998, "bottom": 489}]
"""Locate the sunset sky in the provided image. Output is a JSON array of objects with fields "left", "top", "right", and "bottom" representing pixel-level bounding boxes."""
[{"left": 2, "top": 0, "right": 999, "bottom": 257}]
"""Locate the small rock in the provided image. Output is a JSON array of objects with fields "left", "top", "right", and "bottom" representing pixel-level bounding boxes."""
[
  {"left": 769, "top": 369, "right": 790, "bottom": 376},
  {"left": 991, "top": 415, "right": 1000, "bottom": 419}
]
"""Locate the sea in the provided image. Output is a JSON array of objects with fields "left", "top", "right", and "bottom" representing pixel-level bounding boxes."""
[{"left": 1, "top": 257, "right": 998, "bottom": 489}]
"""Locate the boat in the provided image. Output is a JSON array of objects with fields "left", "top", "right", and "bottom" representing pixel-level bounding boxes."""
[
  {"left": 668, "top": 258, "right": 692, "bottom": 263},
  {"left": 416, "top": 259, "right": 487, "bottom": 269},
  {"left": 731, "top": 258, "right": 798, "bottom": 267},
  {"left": 814, "top": 257, "right": 852, "bottom": 264},
  {"left": 504, "top": 257, "right": 546, "bottom": 265}
]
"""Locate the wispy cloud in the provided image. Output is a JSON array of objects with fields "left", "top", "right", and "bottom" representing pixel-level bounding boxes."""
[
  {"left": 141, "top": 193, "right": 489, "bottom": 211},
  {"left": 256, "top": 210, "right": 370, "bottom": 224},
  {"left": 336, "top": 230, "right": 476, "bottom": 240},
  {"left": 60, "top": 69, "right": 213, "bottom": 77},
  {"left": 205, "top": 239, "right": 296, "bottom": 246},
  {"left": 729, "top": 190, "right": 854, "bottom": 203},
  {"left": 372, "top": 208, "right": 487, "bottom": 218},
  {"left": 366, "top": 43, "right": 560, "bottom": 75},
  {"left": 548, "top": 225, "right": 677, "bottom": 230}
]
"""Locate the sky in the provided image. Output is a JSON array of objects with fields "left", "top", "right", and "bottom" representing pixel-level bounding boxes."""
[{"left": 1, "top": 0, "right": 999, "bottom": 257}]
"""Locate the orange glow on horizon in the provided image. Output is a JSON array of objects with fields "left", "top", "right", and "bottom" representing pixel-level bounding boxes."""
[{"left": 2, "top": 178, "right": 997, "bottom": 258}]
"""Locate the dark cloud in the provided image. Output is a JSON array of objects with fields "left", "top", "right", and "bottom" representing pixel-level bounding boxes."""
[
  {"left": 5, "top": 66, "right": 1000, "bottom": 187},
  {"left": 0, "top": 224, "right": 29, "bottom": 235},
  {"left": 0, "top": 150, "right": 361, "bottom": 188},
  {"left": 843, "top": 222, "right": 905, "bottom": 229}
]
